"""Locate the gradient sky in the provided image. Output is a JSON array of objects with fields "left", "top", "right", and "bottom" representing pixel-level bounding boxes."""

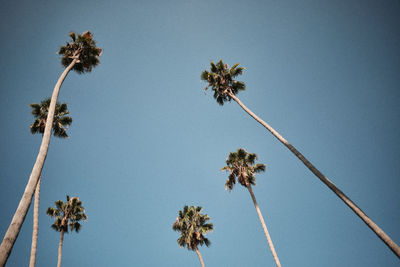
[{"left": 0, "top": 0, "right": 399, "bottom": 266}]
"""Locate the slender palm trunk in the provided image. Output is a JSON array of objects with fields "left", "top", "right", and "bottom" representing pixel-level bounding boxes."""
[
  {"left": 228, "top": 92, "right": 400, "bottom": 258},
  {"left": 195, "top": 248, "right": 205, "bottom": 267},
  {"left": 29, "top": 174, "right": 41, "bottom": 267},
  {"left": 0, "top": 59, "right": 77, "bottom": 266},
  {"left": 247, "top": 185, "right": 281, "bottom": 267},
  {"left": 57, "top": 229, "right": 64, "bottom": 267}
]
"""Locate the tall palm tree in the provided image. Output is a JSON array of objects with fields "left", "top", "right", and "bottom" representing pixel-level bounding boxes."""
[
  {"left": 47, "top": 196, "right": 87, "bottom": 267},
  {"left": 201, "top": 60, "right": 400, "bottom": 258},
  {"left": 0, "top": 31, "right": 101, "bottom": 266},
  {"left": 222, "top": 148, "right": 281, "bottom": 267},
  {"left": 29, "top": 98, "right": 72, "bottom": 267},
  {"left": 172, "top": 206, "right": 213, "bottom": 267}
]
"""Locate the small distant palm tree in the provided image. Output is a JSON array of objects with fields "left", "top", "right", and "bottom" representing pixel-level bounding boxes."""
[
  {"left": 30, "top": 98, "right": 73, "bottom": 138},
  {"left": 0, "top": 31, "right": 101, "bottom": 266},
  {"left": 29, "top": 98, "right": 72, "bottom": 267},
  {"left": 201, "top": 60, "right": 400, "bottom": 257},
  {"left": 47, "top": 196, "right": 87, "bottom": 267},
  {"left": 172, "top": 206, "right": 213, "bottom": 267},
  {"left": 222, "top": 148, "right": 281, "bottom": 267}
]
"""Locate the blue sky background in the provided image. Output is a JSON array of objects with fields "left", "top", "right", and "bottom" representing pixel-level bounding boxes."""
[{"left": 0, "top": 0, "right": 399, "bottom": 266}]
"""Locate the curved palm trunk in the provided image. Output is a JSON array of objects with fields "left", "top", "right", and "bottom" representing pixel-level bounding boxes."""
[
  {"left": 0, "top": 59, "right": 77, "bottom": 266},
  {"left": 247, "top": 185, "right": 281, "bottom": 267},
  {"left": 29, "top": 174, "right": 41, "bottom": 267},
  {"left": 229, "top": 92, "right": 400, "bottom": 258},
  {"left": 195, "top": 248, "right": 205, "bottom": 267},
  {"left": 57, "top": 229, "right": 64, "bottom": 267}
]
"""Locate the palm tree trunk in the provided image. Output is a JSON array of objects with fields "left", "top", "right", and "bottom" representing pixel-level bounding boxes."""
[
  {"left": 195, "top": 248, "right": 205, "bottom": 267},
  {"left": 228, "top": 92, "right": 400, "bottom": 258},
  {"left": 0, "top": 59, "right": 78, "bottom": 266},
  {"left": 29, "top": 174, "right": 41, "bottom": 267},
  {"left": 247, "top": 185, "right": 281, "bottom": 267},
  {"left": 57, "top": 229, "right": 64, "bottom": 267}
]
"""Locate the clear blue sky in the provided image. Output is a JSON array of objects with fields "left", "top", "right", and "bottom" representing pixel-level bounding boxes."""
[{"left": 0, "top": 0, "right": 399, "bottom": 266}]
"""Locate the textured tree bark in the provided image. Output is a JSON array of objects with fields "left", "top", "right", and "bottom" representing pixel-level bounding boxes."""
[
  {"left": 247, "top": 185, "right": 281, "bottom": 267},
  {"left": 29, "top": 174, "right": 41, "bottom": 267},
  {"left": 57, "top": 230, "right": 64, "bottom": 267},
  {"left": 195, "top": 248, "right": 205, "bottom": 267},
  {"left": 0, "top": 59, "right": 77, "bottom": 266},
  {"left": 229, "top": 92, "right": 400, "bottom": 258}
]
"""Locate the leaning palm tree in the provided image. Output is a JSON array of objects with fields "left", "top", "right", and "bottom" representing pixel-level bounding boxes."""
[
  {"left": 222, "top": 148, "right": 281, "bottom": 267},
  {"left": 172, "top": 206, "right": 213, "bottom": 267},
  {"left": 28, "top": 98, "right": 72, "bottom": 267},
  {"left": 0, "top": 31, "right": 101, "bottom": 266},
  {"left": 47, "top": 196, "right": 87, "bottom": 267},
  {"left": 201, "top": 60, "right": 400, "bottom": 258}
]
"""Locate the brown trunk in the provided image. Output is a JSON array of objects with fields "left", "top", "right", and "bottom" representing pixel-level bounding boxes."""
[
  {"left": 247, "top": 185, "right": 281, "bottom": 267},
  {"left": 29, "top": 174, "right": 41, "bottom": 267},
  {"left": 0, "top": 59, "right": 77, "bottom": 266},
  {"left": 229, "top": 92, "right": 400, "bottom": 258},
  {"left": 195, "top": 248, "right": 205, "bottom": 267},
  {"left": 57, "top": 229, "right": 64, "bottom": 267}
]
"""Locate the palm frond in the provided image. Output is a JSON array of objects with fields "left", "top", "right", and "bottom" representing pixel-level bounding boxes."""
[
  {"left": 210, "top": 61, "right": 217, "bottom": 72},
  {"left": 200, "top": 71, "right": 209, "bottom": 81},
  {"left": 69, "top": 32, "right": 76, "bottom": 42},
  {"left": 254, "top": 163, "right": 266, "bottom": 173}
]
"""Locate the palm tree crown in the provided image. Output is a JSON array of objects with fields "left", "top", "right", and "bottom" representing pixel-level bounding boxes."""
[
  {"left": 30, "top": 98, "right": 72, "bottom": 138},
  {"left": 201, "top": 59, "right": 245, "bottom": 105},
  {"left": 222, "top": 148, "right": 266, "bottom": 191},
  {"left": 172, "top": 206, "right": 213, "bottom": 251},
  {"left": 46, "top": 196, "right": 87, "bottom": 233},
  {"left": 58, "top": 31, "right": 102, "bottom": 74}
]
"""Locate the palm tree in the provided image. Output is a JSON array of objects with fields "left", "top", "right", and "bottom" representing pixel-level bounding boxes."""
[
  {"left": 201, "top": 60, "right": 400, "bottom": 258},
  {"left": 29, "top": 98, "right": 72, "bottom": 267},
  {"left": 30, "top": 98, "right": 73, "bottom": 138},
  {"left": 222, "top": 148, "right": 281, "bottom": 266},
  {"left": 0, "top": 31, "right": 101, "bottom": 266},
  {"left": 47, "top": 196, "right": 87, "bottom": 267},
  {"left": 172, "top": 206, "right": 213, "bottom": 267}
]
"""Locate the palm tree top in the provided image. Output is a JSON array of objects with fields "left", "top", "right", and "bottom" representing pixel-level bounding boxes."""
[
  {"left": 201, "top": 59, "right": 246, "bottom": 105},
  {"left": 172, "top": 205, "right": 213, "bottom": 251},
  {"left": 221, "top": 148, "right": 266, "bottom": 191},
  {"left": 58, "top": 31, "right": 102, "bottom": 74},
  {"left": 30, "top": 98, "right": 72, "bottom": 138},
  {"left": 46, "top": 195, "right": 87, "bottom": 233}
]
